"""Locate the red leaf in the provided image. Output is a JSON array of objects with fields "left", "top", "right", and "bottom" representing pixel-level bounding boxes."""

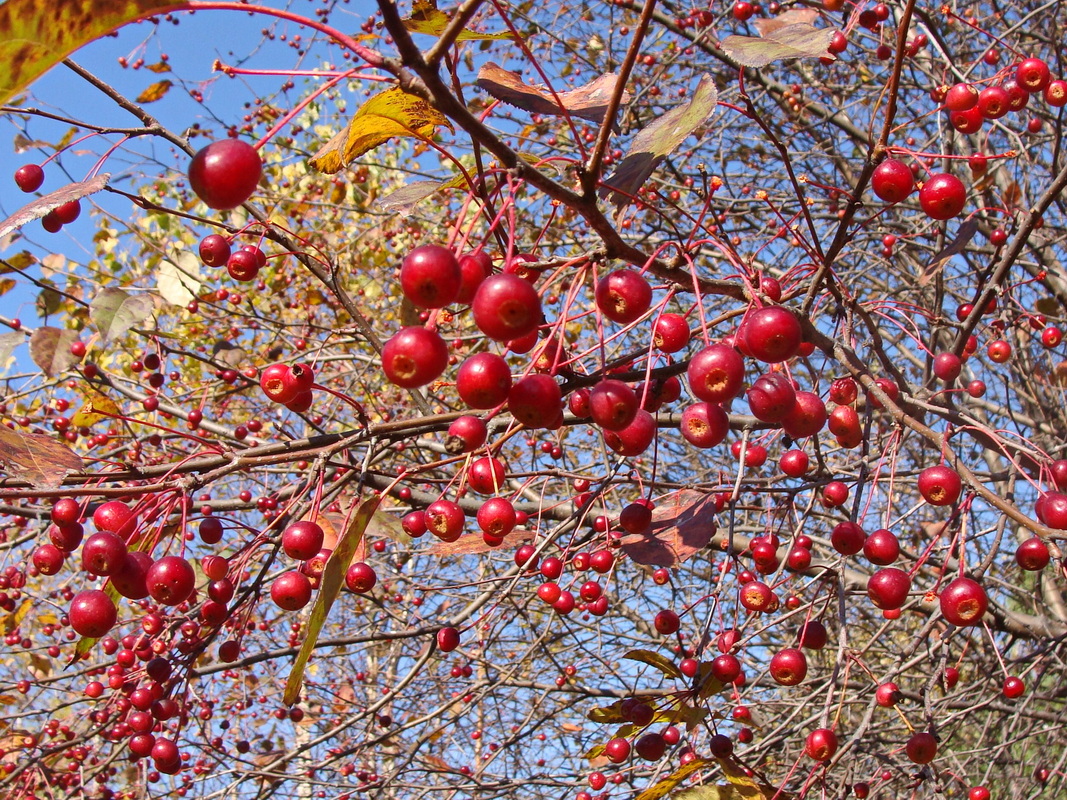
[
  {"left": 619, "top": 490, "right": 717, "bottom": 567},
  {"left": 0, "top": 175, "right": 109, "bottom": 242},
  {"left": 477, "top": 63, "right": 631, "bottom": 125},
  {"left": 426, "top": 528, "right": 534, "bottom": 556},
  {"left": 0, "top": 426, "right": 82, "bottom": 489}
]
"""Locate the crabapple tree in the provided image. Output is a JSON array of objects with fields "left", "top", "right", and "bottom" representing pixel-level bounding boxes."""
[{"left": 1, "top": 0, "right": 1066, "bottom": 798}]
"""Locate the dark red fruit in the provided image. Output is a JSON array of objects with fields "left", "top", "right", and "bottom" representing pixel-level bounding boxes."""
[
  {"left": 93, "top": 500, "right": 136, "bottom": 538},
  {"left": 905, "top": 731, "right": 938, "bottom": 764},
  {"left": 919, "top": 173, "right": 966, "bottom": 220},
  {"left": 603, "top": 409, "right": 656, "bottom": 456},
  {"left": 595, "top": 269, "right": 652, "bottom": 325},
  {"left": 271, "top": 570, "right": 312, "bottom": 610},
  {"left": 747, "top": 371, "right": 797, "bottom": 422},
  {"left": 477, "top": 497, "right": 517, "bottom": 538},
  {"left": 508, "top": 375, "right": 562, "bottom": 428},
  {"left": 456, "top": 352, "right": 512, "bottom": 409},
  {"left": 382, "top": 327, "right": 448, "bottom": 388},
  {"left": 687, "top": 344, "right": 744, "bottom": 403},
  {"left": 604, "top": 737, "right": 631, "bottom": 763},
  {"left": 797, "top": 619, "right": 828, "bottom": 650},
  {"left": 932, "top": 352, "right": 961, "bottom": 382},
  {"left": 634, "top": 733, "right": 666, "bottom": 761},
  {"left": 781, "top": 392, "right": 827, "bottom": 439},
  {"left": 654, "top": 608, "right": 680, "bottom": 635},
  {"left": 188, "top": 139, "right": 262, "bottom": 209},
  {"left": 867, "top": 567, "right": 911, "bottom": 610},
  {"left": 437, "top": 626, "right": 460, "bottom": 652},
  {"left": 69, "top": 590, "right": 118, "bottom": 638},
  {"left": 742, "top": 307, "right": 802, "bottom": 363},
  {"left": 871, "top": 159, "right": 914, "bottom": 203},
  {"left": 82, "top": 531, "right": 128, "bottom": 576},
  {"left": 805, "top": 728, "right": 838, "bottom": 761},
  {"left": 455, "top": 251, "right": 493, "bottom": 304},
  {"left": 447, "top": 415, "right": 487, "bottom": 453},
  {"left": 199, "top": 234, "right": 231, "bottom": 267},
  {"left": 468, "top": 456, "right": 506, "bottom": 494},
  {"left": 471, "top": 274, "right": 542, "bottom": 341},
  {"left": 15, "top": 164, "right": 44, "bottom": 192},
  {"left": 282, "top": 520, "right": 325, "bottom": 561},
  {"left": 112, "top": 551, "right": 152, "bottom": 600},
  {"left": 977, "top": 85, "right": 1009, "bottom": 119},
  {"left": 680, "top": 402, "right": 730, "bottom": 448},
  {"left": 1016, "top": 57, "right": 1051, "bottom": 93},
  {"left": 918, "top": 464, "right": 962, "bottom": 506},
  {"left": 400, "top": 245, "right": 461, "bottom": 308},
  {"left": 863, "top": 528, "right": 900, "bottom": 565},
  {"left": 619, "top": 502, "right": 653, "bottom": 534},
  {"left": 589, "top": 379, "right": 638, "bottom": 431},
  {"left": 769, "top": 647, "right": 807, "bottom": 685},
  {"left": 32, "top": 544, "right": 65, "bottom": 575},
  {"left": 653, "top": 313, "right": 690, "bottom": 353},
  {"left": 145, "top": 555, "right": 196, "bottom": 606},
  {"left": 780, "top": 449, "right": 809, "bottom": 477},
  {"left": 1003, "top": 676, "right": 1025, "bottom": 699},
  {"left": 345, "top": 562, "right": 377, "bottom": 593},
  {"left": 830, "top": 521, "right": 865, "bottom": 556},
  {"left": 944, "top": 83, "right": 978, "bottom": 111},
  {"left": 425, "top": 499, "right": 465, "bottom": 542},
  {"left": 939, "top": 576, "right": 988, "bottom": 626},
  {"left": 1015, "top": 537, "right": 1050, "bottom": 570}
]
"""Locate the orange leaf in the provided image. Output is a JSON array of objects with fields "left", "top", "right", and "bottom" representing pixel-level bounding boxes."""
[
  {"left": 0, "top": 0, "right": 178, "bottom": 104},
  {"left": 135, "top": 79, "right": 171, "bottom": 103}
]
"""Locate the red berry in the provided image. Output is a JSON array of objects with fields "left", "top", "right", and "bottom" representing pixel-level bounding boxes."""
[
  {"left": 687, "top": 344, "right": 745, "bottom": 403},
  {"left": 589, "top": 379, "right": 639, "bottom": 431},
  {"left": 145, "top": 556, "right": 196, "bottom": 606},
  {"left": 742, "top": 306, "right": 802, "bottom": 363},
  {"left": 867, "top": 567, "right": 911, "bottom": 610},
  {"left": 199, "top": 234, "right": 231, "bottom": 267},
  {"left": 1002, "top": 676, "right": 1025, "bottom": 699},
  {"left": 455, "top": 251, "right": 493, "bottom": 304},
  {"left": 14, "top": 164, "right": 44, "bottom": 192},
  {"left": 282, "top": 520, "right": 325, "bottom": 561},
  {"left": 456, "top": 353, "right": 512, "bottom": 409},
  {"left": 382, "top": 327, "right": 449, "bottom": 388},
  {"left": 1016, "top": 57, "right": 1051, "bottom": 93},
  {"left": 944, "top": 83, "right": 979, "bottom": 111},
  {"left": 471, "top": 274, "right": 542, "bottom": 341},
  {"left": 939, "top": 576, "right": 988, "bottom": 626},
  {"left": 653, "top": 313, "right": 691, "bottom": 353},
  {"left": 69, "top": 590, "right": 117, "bottom": 638},
  {"left": 188, "top": 139, "right": 262, "bottom": 209},
  {"left": 437, "top": 626, "right": 460, "bottom": 651},
  {"left": 977, "top": 85, "right": 1009, "bottom": 119},
  {"left": 871, "top": 159, "right": 914, "bottom": 203},
  {"left": 917, "top": 464, "right": 962, "bottom": 506},
  {"left": 919, "top": 173, "right": 966, "bottom": 220},
  {"left": 595, "top": 269, "right": 652, "bottom": 325},
  {"left": 508, "top": 375, "right": 562, "bottom": 429},
  {"left": 271, "top": 570, "right": 313, "bottom": 610},
  {"left": 905, "top": 731, "right": 938, "bottom": 764},
  {"left": 769, "top": 647, "right": 807, "bottom": 685},
  {"left": 1015, "top": 537, "right": 1050, "bottom": 571},
  {"left": 680, "top": 402, "right": 730, "bottom": 448},
  {"left": 805, "top": 728, "right": 838, "bottom": 761},
  {"left": 400, "top": 245, "right": 461, "bottom": 309}
]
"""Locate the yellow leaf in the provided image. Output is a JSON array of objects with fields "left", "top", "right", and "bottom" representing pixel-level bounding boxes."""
[
  {"left": 624, "top": 648, "right": 683, "bottom": 679},
  {"left": 309, "top": 87, "right": 453, "bottom": 174},
  {"left": 0, "top": 0, "right": 179, "bottom": 105},
  {"left": 0, "top": 598, "right": 32, "bottom": 635},
  {"left": 284, "top": 496, "right": 380, "bottom": 705},
  {"left": 0, "top": 278, "right": 15, "bottom": 297},
  {"left": 1, "top": 250, "right": 36, "bottom": 273},
  {"left": 71, "top": 393, "right": 120, "bottom": 427},
  {"left": 402, "top": 0, "right": 512, "bottom": 41},
  {"left": 135, "top": 79, "right": 171, "bottom": 103},
  {"left": 635, "top": 757, "right": 715, "bottom": 800}
]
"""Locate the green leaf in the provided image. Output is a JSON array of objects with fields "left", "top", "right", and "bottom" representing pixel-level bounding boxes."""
[
  {"left": 284, "top": 496, "right": 380, "bottom": 706},
  {"left": 29, "top": 325, "right": 78, "bottom": 376},
  {"left": 0, "top": 0, "right": 177, "bottom": 104},
  {"left": 90, "top": 287, "right": 154, "bottom": 342},
  {"left": 625, "top": 648, "right": 683, "bottom": 679}
]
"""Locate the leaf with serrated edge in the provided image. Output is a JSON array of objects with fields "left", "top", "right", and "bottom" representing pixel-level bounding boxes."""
[
  {"left": 29, "top": 326, "right": 78, "bottom": 376},
  {"left": 90, "top": 288, "right": 154, "bottom": 342},
  {"left": 625, "top": 648, "right": 683, "bottom": 679},
  {"left": 601, "top": 75, "right": 717, "bottom": 209},
  {"left": 0, "top": 175, "right": 109, "bottom": 242},
  {"left": 402, "top": 0, "right": 511, "bottom": 40},
  {"left": 284, "top": 496, "right": 380, "bottom": 706},
  {"left": 0, "top": 427, "right": 82, "bottom": 490},
  {"left": 721, "top": 23, "right": 836, "bottom": 68}
]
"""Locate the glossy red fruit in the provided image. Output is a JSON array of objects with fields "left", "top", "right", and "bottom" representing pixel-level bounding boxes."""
[
  {"left": 747, "top": 371, "right": 797, "bottom": 422},
  {"left": 906, "top": 731, "right": 938, "bottom": 764},
  {"left": 871, "top": 159, "right": 914, "bottom": 203},
  {"left": 743, "top": 307, "right": 802, "bottom": 363},
  {"left": 456, "top": 353, "right": 512, "bottom": 409},
  {"left": 260, "top": 363, "right": 298, "bottom": 404},
  {"left": 382, "top": 327, "right": 448, "bottom": 388},
  {"left": 944, "top": 82, "right": 979, "bottom": 111},
  {"left": 797, "top": 619, "right": 828, "bottom": 649},
  {"left": 875, "top": 681, "right": 901, "bottom": 707},
  {"left": 437, "top": 626, "right": 460, "bottom": 652},
  {"left": 188, "top": 139, "right": 262, "bottom": 209},
  {"left": 634, "top": 732, "right": 666, "bottom": 761},
  {"left": 455, "top": 251, "right": 493, "bottom": 304},
  {"left": 863, "top": 528, "right": 900, "bottom": 565},
  {"left": 400, "top": 245, "right": 461, "bottom": 308},
  {"left": 596, "top": 269, "right": 652, "bottom": 324},
  {"left": 653, "top": 313, "right": 690, "bottom": 353},
  {"left": 471, "top": 274, "right": 542, "bottom": 341},
  {"left": 14, "top": 163, "right": 44, "bottom": 192},
  {"left": 769, "top": 647, "right": 807, "bottom": 685},
  {"left": 425, "top": 499, "right": 465, "bottom": 542},
  {"left": 687, "top": 344, "right": 745, "bottom": 403},
  {"left": 603, "top": 409, "right": 656, "bottom": 456},
  {"left": 508, "top": 375, "right": 562, "bottom": 428},
  {"left": 950, "top": 106, "right": 984, "bottom": 134},
  {"left": 977, "top": 85, "right": 1009, "bottom": 119},
  {"left": 867, "top": 567, "right": 911, "bottom": 609},
  {"left": 831, "top": 521, "right": 866, "bottom": 556},
  {"left": 271, "top": 570, "right": 312, "bottom": 610},
  {"left": 932, "top": 352, "right": 961, "bottom": 382},
  {"left": 1044, "top": 79, "right": 1067, "bottom": 106},
  {"left": 680, "top": 402, "right": 730, "bottom": 448},
  {"left": 619, "top": 502, "right": 653, "bottom": 534},
  {"left": 1003, "top": 675, "right": 1025, "bottom": 699},
  {"left": 477, "top": 497, "right": 517, "bottom": 538},
  {"left": 589, "top": 379, "right": 639, "bottom": 431},
  {"left": 918, "top": 465, "right": 962, "bottom": 506},
  {"left": 805, "top": 728, "right": 838, "bottom": 761},
  {"left": 82, "top": 531, "right": 128, "bottom": 576},
  {"left": 93, "top": 500, "right": 137, "bottom": 538},
  {"left": 69, "top": 590, "right": 118, "bottom": 638},
  {"left": 468, "top": 456, "right": 506, "bottom": 494},
  {"left": 32, "top": 544, "right": 64, "bottom": 575},
  {"left": 968, "top": 787, "right": 990, "bottom": 800},
  {"left": 447, "top": 415, "right": 487, "bottom": 453},
  {"left": 779, "top": 448, "right": 809, "bottom": 477},
  {"left": 342, "top": 561, "right": 377, "bottom": 594},
  {"left": 739, "top": 580, "right": 775, "bottom": 612},
  {"left": 939, "top": 577, "right": 988, "bottom": 626},
  {"left": 112, "top": 552, "right": 151, "bottom": 600},
  {"left": 145, "top": 555, "right": 196, "bottom": 606},
  {"left": 919, "top": 173, "right": 966, "bottom": 220},
  {"left": 1015, "top": 537, "right": 1050, "bottom": 570},
  {"left": 1017, "top": 57, "right": 1051, "bottom": 93},
  {"left": 282, "top": 521, "right": 325, "bottom": 561},
  {"left": 781, "top": 391, "right": 827, "bottom": 438},
  {"left": 198, "top": 234, "right": 231, "bottom": 267}
]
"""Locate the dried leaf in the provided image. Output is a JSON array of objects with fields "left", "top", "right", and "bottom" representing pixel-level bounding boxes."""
[
  {"left": 752, "top": 8, "right": 819, "bottom": 36},
  {"left": 0, "top": 426, "right": 82, "bottom": 489},
  {"left": 619, "top": 490, "right": 718, "bottom": 567},
  {"left": 426, "top": 527, "right": 534, "bottom": 555},
  {"left": 145, "top": 60, "right": 171, "bottom": 73},
  {"left": 672, "top": 786, "right": 765, "bottom": 800},
  {"left": 135, "top": 79, "right": 172, "bottom": 103},
  {"left": 721, "top": 23, "right": 836, "bottom": 68},
  {"left": 377, "top": 180, "right": 450, "bottom": 215},
  {"left": 635, "top": 757, "right": 716, "bottom": 800},
  {"left": 0, "top": 0, "right": 177, "bottom": 104},
  {"left": 156, "top": 251, "right": 201, "bottom": 307},
  {"left": 587, "top": 699, "right": 627, "bottom": 723},
  {"left": 29, "top": 326, "right": 78, "bottom": 376},
  {"left": 918, "top": 218, "right": 979, "bottom": 286},
  {"left": 1035, "top": 297, "right": 1059, "bottom": 316},
  {"left": 71, "top": 394, "right": 120, "bottom": 428},
  {"left": 309, "top": 87, "right": 453, "bottom": 174},
  {"left": 284, "top": 496, "right": 380, "bottom": 706},
  {"left": 402, "top": 0, "right": 511, "bottom": 40},
  {"left": 1, "top": 250, "right": 36, "bottom": 272},
  {"left": 477, "top": 63, "right": 630, "bottom": 125},
  {"left": 624, "top": 648, "right": 683, "bottom": 679},
  {"left": 0, "top": 331, "right": 24, "bottom": 365},
  {"left": 0, "top": 277, "right": 15, "bottom": 296},
  {"left": 0, "top": 175, "right": 109, "bottom": 242},
  {"left": 90, "top": 287, "right": 154, "bottom": 342},
  {"left": 600, "top": 75, "right": 717, "bottom": 209},
  {"left": 0, "top": 598, "right": 32, "bottom": 635}
]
